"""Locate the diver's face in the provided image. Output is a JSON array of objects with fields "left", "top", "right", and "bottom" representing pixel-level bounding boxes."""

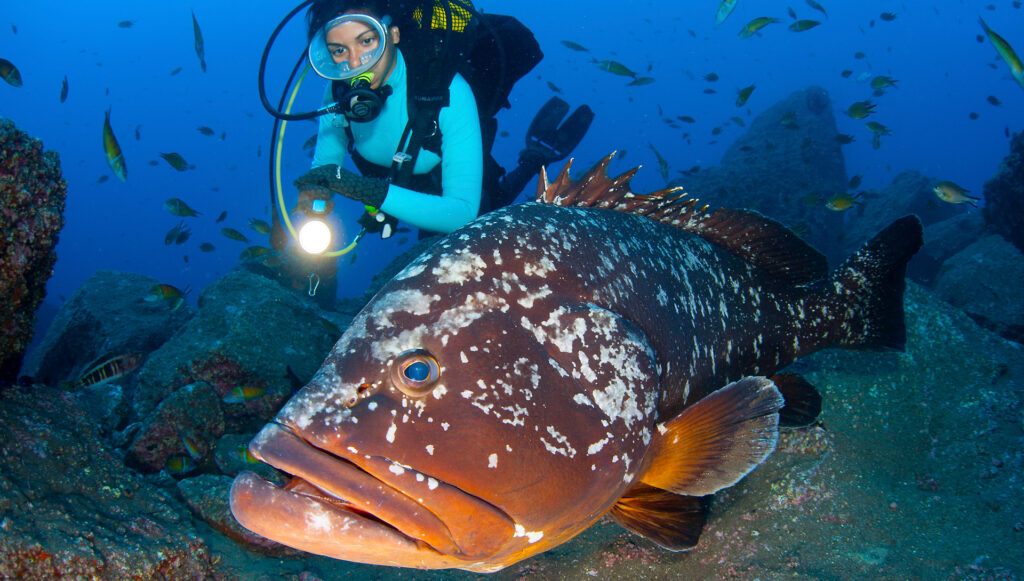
[{"left": 325, "top": 13, "right": 399, "bottom": 87}]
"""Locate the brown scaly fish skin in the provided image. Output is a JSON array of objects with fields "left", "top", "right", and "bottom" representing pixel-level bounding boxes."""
[{"left": 230, "top": 154, "right": 923, "bottom": 572}]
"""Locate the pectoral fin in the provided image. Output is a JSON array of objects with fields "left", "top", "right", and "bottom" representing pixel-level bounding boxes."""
[
  {"left": 609, "top": 482, "right": 706, "bottom": 551},
  {"left": 641, "top": 376, "right": 783, "bottom": 496}
]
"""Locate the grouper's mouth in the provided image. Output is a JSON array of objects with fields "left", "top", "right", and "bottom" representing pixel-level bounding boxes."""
[{"left": 229, "top": 422, "right": 516, "bottom": 570}]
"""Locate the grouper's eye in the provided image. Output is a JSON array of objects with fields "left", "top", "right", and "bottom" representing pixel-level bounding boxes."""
[{"left": 390, "top": 349, "right": 440, "bottom": 397}]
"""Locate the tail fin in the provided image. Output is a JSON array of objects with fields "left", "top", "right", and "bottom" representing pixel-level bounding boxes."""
[{"left": 831, "top": 215, "right": 923, "bottom": 351}]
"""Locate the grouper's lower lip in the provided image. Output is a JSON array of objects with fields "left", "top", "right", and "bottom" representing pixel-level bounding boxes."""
[{"left": 229, "top": 423, "right": 514, "bottom": 569}]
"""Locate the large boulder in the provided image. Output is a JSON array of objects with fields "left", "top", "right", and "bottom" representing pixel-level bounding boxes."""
[
  {"left": 125, "top": 267, "right": 344, "bottom": 472},
  {"left": 0, "top": 117, "right": 66, "bottom": 385},
  {"left": 0, "top": 385, "right": 214, "bottom": 579},
  {"left": 984, "top": 130, "right": 1024, "bottom": 253},
  {"left": 934, "top": 234, "right": 1024, "bottom": 343},
  {"left": 21, "top": 270, "right": 194, "bottom": 386}
]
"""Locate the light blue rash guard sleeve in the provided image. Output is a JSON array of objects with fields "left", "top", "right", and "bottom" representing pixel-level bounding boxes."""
[{"left": 311, "top": 51, "right": 483, "bottom": 234}]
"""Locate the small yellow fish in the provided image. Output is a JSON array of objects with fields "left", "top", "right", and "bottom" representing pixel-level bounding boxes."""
[
  {"left": 180, "top": 432, "right": 203, "bottom": 460},
  {"left": 192, "top": 10, "right": 206, "bottom": 72},
  {"left": 716, "top": 0, "right": 739, "bottom": 25},
  {"left": 788, "top": 20, "right": 820, "bottom": 32},
  {"left": 221, "top": 227, "right": 250, "bottom": 242},
  {"left": 592, "top": 59, "right": 637, "bottom": 78},
  {"left": 805, "top": 0, "right": 828, "bottom": 19},
  {"left": 933, "top": 181, "right": 980, "bottom": 207},
  {"left": 825, "top": 192, "right": 860, "bottom": 211},
  {"left": 165, "top": 221, "right": 191, "bottom": 245},
  {"left": 865, "top": 121, "right": 892, "bottom": 135},
  {"left": 223, "top": 385, "right": 267, "bottom": 404},
  {"left": 166, "top": 454, "right": 197, "bottom": 476},
  {"left": 102, "top": 108, "right": 127, "bottom": 182},
  {"left": 738, "top": 17, "right": 780, "bottom": 38},
  {"left": 165, "top": 197, "right": 200, "bottom": 217},
  {"left": 239, "top": 246, "right": 273, "bottom": 261},
  {"left": 237, "top": 446, "right": 261, "bottom": 465},
  {"left": 160, "top": 152, "right": 190, "bottom": 171},
  {"left": 248, "top": 218, "right": 271, "bottom": 235},
  {"left": 0, "top": 57, "right": 22, "bottom": 87},
  {"left": 979, "top": 17, "right": 1024, "bottom": 89},
  {"left": 559, "top": 40, "right": 589, "bottom": 52},
  {"left": 845, "top": 100, "right": 876, "bottom": 119},
  {"left": 648, "top": 143, "right": 670, "bottom": 183},
  {"left": 145, "top": 283, "right": 188, "bottom": 310},
  {"left": 870, "top": 76, "right": 898, "bottom": 90},
  {"left": 627, "top": 76, "right": 655, "bottom": 86},
  {"left": 736, "top": 84, "right": 756, "bottom": 107},
  {"left": 75, "top": 353, "right": 143, "bottom": 388}
]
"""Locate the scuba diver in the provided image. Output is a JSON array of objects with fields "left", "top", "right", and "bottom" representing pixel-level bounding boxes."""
[
  {"left": 259, "top": 0, "right": 592, "bottom": 307},
  {"left": 292, "top": 0, "right": 593, "bottom": 237}
]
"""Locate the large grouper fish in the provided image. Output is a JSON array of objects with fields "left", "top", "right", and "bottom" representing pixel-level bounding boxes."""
[{"left": 230, "top": 154, "right": 923, "bottom": 572}]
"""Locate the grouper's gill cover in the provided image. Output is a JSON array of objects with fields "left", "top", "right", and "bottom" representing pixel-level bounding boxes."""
[{"left": 230, "top": 154, "right": 924, "bottom": 572}]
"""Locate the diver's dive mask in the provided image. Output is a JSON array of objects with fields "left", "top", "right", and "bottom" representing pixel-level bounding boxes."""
[
  {"left": 308, "top": 13, "right": 392, "bottom": 80},
  {"left": 309, "top": 13, "right": 395, "bottom": 122}
]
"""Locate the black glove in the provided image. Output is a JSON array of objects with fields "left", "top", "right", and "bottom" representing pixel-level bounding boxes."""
[
  {"left": 357, "top": 209, "right": 399, "bottom": 239},
  {"left": 294, "top": 164, "right": 388, "bottom": 209}
]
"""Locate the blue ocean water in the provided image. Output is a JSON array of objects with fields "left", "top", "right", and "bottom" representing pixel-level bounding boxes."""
[{"left": 3, "top": 0, "right": 1021, "bottom": 312}]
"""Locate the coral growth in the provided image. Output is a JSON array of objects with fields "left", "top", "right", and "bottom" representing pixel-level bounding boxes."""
[{"left": 0, "top": 117, "right": 66, "bottom": 384}]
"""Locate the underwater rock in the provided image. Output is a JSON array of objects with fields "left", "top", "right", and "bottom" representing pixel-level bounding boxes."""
[
  {"left": 213, "top": 432, "right": 283, "bottom": 483},
  {"left": 0, "top": 385, "right": 214, "bottom": 578},
  {"left": 21, "top": 269, "right": 194, "bottom": 386},
  {"left": 0, "top": 117, "right": 66, "bottom": 385},
  {"left": 675, "top": 86, "right": 849, "bottom": 263},
  {"left": 74, "top": 381, "right": 130, "bottom": 436},
  {"left": 934, "top": 234, "right": 1024, "bottom": 343},
  {"left": 177, "top": 474, "right": 299, "bottom": 556},
  {"left": 907, "top": 211, "right": 985, "bottom": 287},
  {"left": 983, "top": 130, "right": 1024, "bottom": 254},
  {"left": 126, "top": 379, "right": 225, "bottom": 473},
  {"left": 131, "top": 268, "right": 339, "bottom": 436}
]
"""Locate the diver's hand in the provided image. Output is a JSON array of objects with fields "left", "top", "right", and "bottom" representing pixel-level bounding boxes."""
[{"left": 294, "top": 164, "right": 388, "bottom": 209}]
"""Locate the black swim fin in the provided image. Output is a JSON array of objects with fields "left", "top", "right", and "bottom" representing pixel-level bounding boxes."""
[
  {"left": 493, "top": 97, "right": 595, "bottom": 208},
  {"left": 526, "top": 96, "right": 594, "bottom": 163}
]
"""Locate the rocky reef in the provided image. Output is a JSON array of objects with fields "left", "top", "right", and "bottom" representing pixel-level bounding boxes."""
[
  {"left": 0, "top": 117, "right": 66, "bottom": 385},
  {"left": 984, "top": 130, "right": 1024, "bottom": 254},
  {"left": 2, "top": 276, "right": 1021, "bottom": 580}
]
